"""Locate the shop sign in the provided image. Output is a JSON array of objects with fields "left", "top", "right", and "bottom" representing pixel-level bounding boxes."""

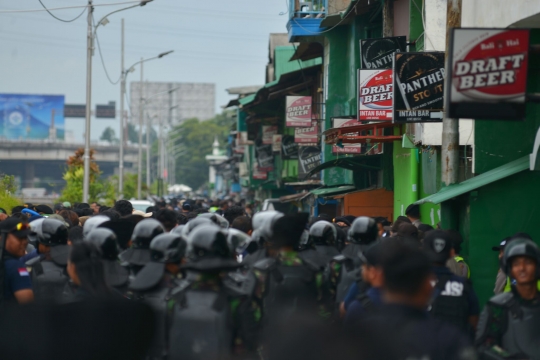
[
  {"left": 286, "top": 96, "right": 312, "bottom": 127},
  {"left": 332, "top": 118, "right": 362, "bottom": 154},
  {"left": 252, "top": 162, "right": 267, "bottom": 180},
  {"left": 272, "top": 134, "right": 282, "bottom": 153},
  {"left": 295, "top": 121, "right": 318, "bottom": 143},
  {"left": 359, "top": 69, "right": 393, "bottom": 121},
  {"left": 262, "top": 125, "right": 278, "bottom": 144},
  {"left": 447, "top": 28, "right": 530, "bottom": 120},
  {"left": 393, "top": 52, "right": 445, "bottom": 123},
  {"left": 255, "top": 143, "right": 274, "bottom": 172},
  {"left": 281, "top": 135, "right": 299, "bottom": 160},
  {"left": 298, "top": 146, "right": 322, "bottom": 179},
  {"left": 360, "top": 36, "right": 407, "bottom": 69}
]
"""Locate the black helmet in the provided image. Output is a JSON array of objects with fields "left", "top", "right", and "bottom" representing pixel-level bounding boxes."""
[
  {"left": 183, "top": 225, "right": 240, "bottom": 271},
  {"left": 86, "top": 228, "right": 129, "bottom": 287},
  {"left": 309, "top": 220, "right": 337, "bottom": 246},
  {"left": 348, "top": 217, "right": 378, "bottom": 244},
  {"left": 83, "top": 215, "right": 110, "bottom": 239},
  {"left": 226, "top": 228, "right": 254, "bottom": 255},
  {"left": 170, "top": 224, "right": 185, "bottom": 236},
  {"left": 130, "top": 233, "right": 187, "bottom": 292},
  {"left": 131, "top": 219, "right": 165, "bottom": 249},
  {"left": 29, "top": 218, "right": 69, "bottom": 265},
  {"left": 181, "top": 217, "right": 215, "bottom": 239},
  {"left": 150, "top": 233, "right": 187, "bottom": 264},
  {"left": 502, "top": 238, "right": 540, "bottom": 277},
  {"left": 251, "top": 211, "right": 284, "bottom": 244},
  {"left": 198, "top": 213, "right": 229, "bottom": 229}
]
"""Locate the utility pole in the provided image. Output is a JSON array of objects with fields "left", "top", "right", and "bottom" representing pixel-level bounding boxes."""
[
  {"left": 441, "top": 0, "right": 462, "bottom": 186},
  {"left": 146, "top": 96, "right": 151, "bottom": 191},
  {"left": 83, "top": 0, "right": 93, "bottom": 203},
  {"left": 118, "top": 18, "right": 125, "bottom": 198},
  {"left": 137, "top": 59, "right": 144, "bottom": 199}
]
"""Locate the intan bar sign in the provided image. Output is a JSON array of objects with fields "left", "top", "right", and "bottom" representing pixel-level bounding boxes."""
[{"left": 446, "top": 28, "right": 530, "bottom": 120}]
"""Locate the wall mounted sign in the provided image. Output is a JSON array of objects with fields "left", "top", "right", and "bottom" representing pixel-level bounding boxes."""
[
  {"left": 262, "top": 125, "right": 278, "bottom": 144},
  {"left": 359, "top": 69, "right": 393, "bottom": 121},
  {"left": 331, "top": 118, "right": 362, "bottom": 154},
  {"left": 272, "top": 134, "right": 282, "bottom": 153},
  {"left": 295, "top": 121, "right": 318, "bottom": 143},
  {"left": 360, "top": 36, "right": 407, "bottom": 69},
  {"left": 298, "top": 146, "right": 322, "bottom": 179},
  {"left": 281, "top": 135, "right": 299, "bottom": 160},
  {"left": 447, "top": 28, "right": 530, "bottom": 120},
  {"left": 286, "top": 96, "right": 312, "bottom": 127},
  {"left": 393, "top": 52, "right": 445, "bottom": 123}
]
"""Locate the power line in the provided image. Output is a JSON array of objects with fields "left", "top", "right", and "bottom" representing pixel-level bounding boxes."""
[
  {"left": 0, "top": 1, "right": 142, "bottom": 13},
  {"left": 38, "top": 0, "right": 87, "bottom": 22},
  {"left": 93, "top": 15, "right": 122, "bottom": 85}
]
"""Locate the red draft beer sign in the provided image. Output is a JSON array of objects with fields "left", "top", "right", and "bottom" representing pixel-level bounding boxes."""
[
  {"left": 286, "top": 96, "right": 312, "bottom": 127},
  {"left": 358, "top": 69, "right": 393, "bottom": 121}
]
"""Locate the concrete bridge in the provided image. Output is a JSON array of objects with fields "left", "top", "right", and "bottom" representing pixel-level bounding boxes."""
[{"left": 0, "top": 140, "right": 141, "bottom": 193}]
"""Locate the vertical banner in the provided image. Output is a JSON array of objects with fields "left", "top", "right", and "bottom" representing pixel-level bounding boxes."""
[
  {"left": 286, "top": 96, "right": 312, "bottom": 127},
  {"left": 358, "top": 69, "right": 393, "bottom": 121},
  {"left": 295, "top": 121, "right": 318, "bottom": 143},
  {"left": 262, "top": 125, "right": 278, "bottom": 144},
  {"left": 281, "top": 135, "right": 299, "bottom": 160},
  {"left": 331, "top": 118, "right": 362, "bottom": 154},
  {"left": 393, "top": 52, "right": 445, "bottom": 123},
  {"left": 447, "top": 28, "right": 529, "bottom": 120},
  {"left": 0, "top": 94, "right": 65, "bottom": 140},
  {"left": 298, "top": 146, "right": 322, "bottom": 179},
  {"left": 272, "top": 134, "right": 282, "bottom": 153},
  {"left": 360, "top": 36, "right": 407, "bottom": 69}
]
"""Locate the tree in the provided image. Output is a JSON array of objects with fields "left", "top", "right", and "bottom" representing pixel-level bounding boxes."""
[
  {"left": 100, "top": 127, "right": 118, "bottom": 143},
  {"left": 126, "top": 123, "right": 157, "bottom": 145},
  {"left": 0, "top": 175, "right": 21, "bottom": 212},
  {"left": 60, "top": 148, "right": 114, "bottom": 204}
]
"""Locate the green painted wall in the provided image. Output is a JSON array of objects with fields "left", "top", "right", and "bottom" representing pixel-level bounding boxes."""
[{"left": 393, "top": 141, "right": 419, "bottom": 220}]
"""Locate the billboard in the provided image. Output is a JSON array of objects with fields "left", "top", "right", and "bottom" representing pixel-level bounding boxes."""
[
  {"left": 286, "top": 96, "right": 312, "bottom": 127},
  {"left": 358, "top": 69, "right": 393, "bottom": 121},
  {"left": 447, "top": 28, "right": 530, "bottom": 120},
  {"left": 0, "top": 93, "right": 65, "bottom": 140},
  {"left": 360, "top": 36, "right": 407, "bottom": 69},
  {"left": 393, "top": 52, "right": 445, "bottom": 123}
]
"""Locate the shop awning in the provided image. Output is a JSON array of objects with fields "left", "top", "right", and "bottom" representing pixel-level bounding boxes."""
[
  {"left": 306, "top": 156, "right": 382, "bottom": 178},
  {"left": 415, "top": 156, "right": 530, "bottom": 205},
  {"left": 323, "top": 122, "right": 402, "bottom": 144},
  {"left": 279, "top": 191, "right": 311, "bottom": 203},
  {"left": 290, "top": 42, "right": 324, "bottom": 62},
  {"left": 284, "top": 180, "right": 322, "bottom": 186},
  {"left": 311, "top": 185, "right": 356, "bottom": 197}
]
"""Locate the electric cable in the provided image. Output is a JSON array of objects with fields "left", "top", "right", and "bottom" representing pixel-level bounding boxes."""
[
  {"left": 38, "top": 0, "right": 87, "bottom": 22},
  {"left": 92, "top": 15, "right": 122, "bottom": 85}
]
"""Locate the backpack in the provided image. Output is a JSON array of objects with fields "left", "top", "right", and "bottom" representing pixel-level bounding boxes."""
[{"left": 27, "top": 258, "right": 69, "bottom": 302}]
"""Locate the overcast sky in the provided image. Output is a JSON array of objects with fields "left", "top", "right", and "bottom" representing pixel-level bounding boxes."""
[{"left": 0, "top": 0, "right": 288, "bottom": 142}]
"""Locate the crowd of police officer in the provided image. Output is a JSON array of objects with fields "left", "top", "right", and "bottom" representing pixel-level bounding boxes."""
[{"left": 0, "top": 205, "right": 539, "bottom": 360}]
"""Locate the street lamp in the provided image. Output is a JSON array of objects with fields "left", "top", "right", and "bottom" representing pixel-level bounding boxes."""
[
  {"left": 123, "top": 51, "right": 174, "bottom": 200},
  {"left": 83, "top": 0, "right": 154, "bottom": 203}
]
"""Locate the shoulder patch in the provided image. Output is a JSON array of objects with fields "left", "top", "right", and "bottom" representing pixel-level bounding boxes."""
[{"left": 18, "top": 268, "right": 29, "bottom": 276}]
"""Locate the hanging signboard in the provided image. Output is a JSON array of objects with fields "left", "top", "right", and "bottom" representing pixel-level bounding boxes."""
[
  {"left": 255, "top": 142, "right": 274, "bottom": 172},
  {"left": 360, "top": 36, "right": 407, "bottom": 69},
  {"left": 447, "top": 28, "right": 530, "bottom": 120},
  {"left": 358, "top": 69, "right": 393, "bottom": 121},
  {"left": 252, "top": 162, "right": 268, "bottom": 180},
  {"left": 393, "top": 52, "right": 445, "bottom": 123},
  {"left": 298, "top": 146, "right": 322, "bottom": 179},
  {"left": 331, "top": 118, "right": 363, "bottom": 154},
  {"left": 295, "top": 121, "right": 318, "bottom": 143},
  {"left": 286, "top": 96, "right": 312, "bottom": 127},
  {"left": 272, "top": 134, "right": 282, "bottom": 153},
  {"left": 262, "top": 125, "right": 278, "bottom": 144},
  {"left": 281, "top": 135, "right": 299, "bottom": 160}
]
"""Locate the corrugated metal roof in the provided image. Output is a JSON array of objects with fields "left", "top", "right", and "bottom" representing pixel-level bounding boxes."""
[
  {"left": 274, "top": 46, "right": 322, "bottom": 79},
  {"left": 415, "top": 156, "right": 529, "bottom": 205},
  {"left": 311, "top": 185, "right": 355, "bottom": 196}
]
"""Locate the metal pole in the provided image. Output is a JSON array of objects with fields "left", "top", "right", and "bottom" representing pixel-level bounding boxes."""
[
  {"left": 118, "top": 18, "right": 125, "bottom": 198},
  {"left": 83, "top": 0, "right": 93, "bottom": 203},
  {"left": 146, "top": 103, "right": 151, "bottom": 191},
  {"left": 441, "top": 0, "right": 462, "bottom": 186},
  {"left": 137, "top": 59, "right": 143, "bottom": 199}
]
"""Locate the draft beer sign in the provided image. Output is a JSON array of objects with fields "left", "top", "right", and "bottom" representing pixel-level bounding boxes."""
[{"left": 358, "top": 69, "right": 393, "bottom": 121}]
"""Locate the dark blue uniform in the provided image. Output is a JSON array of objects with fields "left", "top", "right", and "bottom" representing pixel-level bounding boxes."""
[
  {"left": 3, "top": 253, "right": 32, "bottom": 302},
  {"left": 345, "top": 287, "right": 382, "bottom": 325}
]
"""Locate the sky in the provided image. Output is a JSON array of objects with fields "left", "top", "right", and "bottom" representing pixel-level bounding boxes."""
[{"left": 0, "top": 0, "right": 289, "bottom": 142}]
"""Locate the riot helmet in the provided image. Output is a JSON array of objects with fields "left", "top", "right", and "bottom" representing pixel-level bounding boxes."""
[
  {"left": 226, "top": 228, "right": 254, "bottom": 255},
  {"left": 170, "top": 224, "right": 185, "bottom": 236},
  {"left": 82, "top": 215, "right": 109, "bottom": 239},
  {"left": 183, "top": 225, "right": 240, "bottom": 271},
  {"left": 348, "top": 217, "right": 378, "bottom": 245},
  {"left": 297, "top": 230, "right": 311, "bottom": 251},
  {"left": 180, "top": 217, "right": 215, "bottom": 239},
  {"left": 502, "top": 238, "right": 540, "bottom": 277},
  {"left": 85, "top": 228, "right": 129, "bottom": 287},
  {"left": 29, "top": 218, "right": 70, "bottom": 266},
  {"left": 119, "top": 219, "right": 165, "bottom": 266},
  {"left": 251, "top": 211, "right": 284, "bottom": 244},
  {"left": 198, "top": 212, "right": 229, "bottom": 229},
  {"left": 309, "top": 220, "right": 337, "bottom": 246}
]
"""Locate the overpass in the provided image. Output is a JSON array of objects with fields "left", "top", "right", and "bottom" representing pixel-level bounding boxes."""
[{"left": 0, "top": 139, "right": 141, "bottom": 193}]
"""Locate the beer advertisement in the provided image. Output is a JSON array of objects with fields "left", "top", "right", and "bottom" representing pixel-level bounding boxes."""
[
  {"left": 255, "top": 142, "right": 274, "bottom": 172},
  {"left": 358, "top": 69, "right": 393, "bottom": 121},
  {"left": 295, "top": 121, "right": 318, "bottom": 143},
  {"left": 298, "top": 146, "right": 322, "bottom": 180},
  {"left": 331, "top": 118, "right": 362, "bottom": 154},
  {"left": 262, "top": 125, "right": 278, "bottom": 145},
  {"left": 393, "top": 52, "right": 445, "bottom": 123},
  {"left": 281, "top": 135, "right": 299, "bottom": 160},
  {"left": 360, "top": 36, "right": 407, "bottom": 69},
  {"left": 447, "top": 28, "right": 529, "bottom": 120},
  {"left": 285, "top": 96, "right": 312, "bottom": 127}
]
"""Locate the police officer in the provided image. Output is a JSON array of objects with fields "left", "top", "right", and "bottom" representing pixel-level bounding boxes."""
[
  {"left": 26, "top": 217, "right": 70, "bottom": 302},
  {"left": 476, "top": 238, "right": 540, "bottom": 359},
  {"left": 119, "top": 218, "right": 165, "bottom": 276},
  {"left": 130, "top": 233, "right": 187, "bottom": 359},
  {"left": 82, "top": 215, "right": 109, "bottom": 239},
  {"left": 168, "top": 225, "right": 257, "bottom": 359},
  {"left": 0, "top": 218, "right": 34, "bottom": 304},
  {"left": 422, "top": 230, "right": 479, "bottom": 336},
  {"left": 85, "top": 228, "right": 129, "bottom": 291},
  {"left": 306, "top": 220, "right": 340, "bottom": 262},
  {"left": 242, "top": 211, "right": 284, "bottom": 266}
]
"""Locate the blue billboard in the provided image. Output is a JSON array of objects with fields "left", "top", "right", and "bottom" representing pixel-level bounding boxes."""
[{"left": 0, "top": 93, "right": 65, "bottom": 140}]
